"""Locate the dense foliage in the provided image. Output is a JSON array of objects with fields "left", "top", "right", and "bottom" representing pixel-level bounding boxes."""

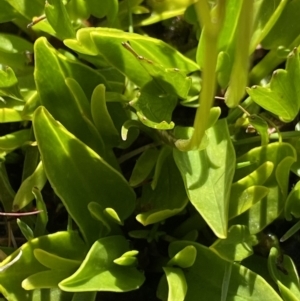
[{"left": 1, "top": 0, "right": 300, "bottom": 300}]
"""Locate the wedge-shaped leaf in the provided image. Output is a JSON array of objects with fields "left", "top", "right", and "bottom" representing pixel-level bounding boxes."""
[
  {"left": 157, "top": 241, "right": 283, "bottom": 301},
  {"left": 229, "top": 161, "right": 273, "bottom": 219},
  {"left": 0, "top": 129, "right": 31, "bottom": 157},
  {"left": 0, "top": 231, "right": 87, "bottom": 301},
  {"left": 231, "top": 142, "right": 296, "bottom": 234},
  {"left": 0, "top": 66, "right": 22, "bottom": 100},
  {"left": 45, "top": 0, "right": 75, "bottom": 40},
  {"left": 34, "top": 37, "right": 107, "bottom": 158},
  {"left": 285, "top": 181, "right": 300, "bottom": 220},
  {"left": 64, "top": 28, "right": 199, "bottom": 88},
  {"left": 13, "top": 161, "right": 47, "bottom": 211},
  {"left": 210, "top": 225, "right": 253, "bottom": 262},
  {"left": 59, "top": 236, "right": 145, "bottom": 292},
  {"left": 173, "top": 119, "right": 236, "bottom": 238},
  {"left": 33, "top": 107, "right": 135, "bottom": 245},
  {"left": 247, "top": 48, "right": 300, "bottom": 122},
  {"left": 136, "top": 154, "right": 188, "bottom": 226},
  {"left": 268, "top": 247, "right": 300, "bottom": 301}
]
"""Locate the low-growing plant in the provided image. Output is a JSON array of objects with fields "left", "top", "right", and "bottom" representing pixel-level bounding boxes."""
[{"left": 1, "top": 0, "right": 300, "bottom": 300}]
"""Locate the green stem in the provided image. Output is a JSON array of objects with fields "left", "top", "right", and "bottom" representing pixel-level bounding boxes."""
[{"left": 176, "top": 0, "right": 225, "bottom": 151}]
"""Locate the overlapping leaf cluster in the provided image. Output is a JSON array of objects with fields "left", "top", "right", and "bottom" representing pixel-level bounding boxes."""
[{"left": 1, "top": 1, "right": 300, "bottom": 301}]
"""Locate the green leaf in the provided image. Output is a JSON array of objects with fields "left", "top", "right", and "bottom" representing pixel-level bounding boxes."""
[
  {"left": 262, "top": 1, "right": 300, "bottom": 50},
  {"left": 167, "top": 246, "right": 197, "bottom": 268},
  {"left": 0, "top": 66, "right": 22, "bottom": 100},
  {"left": 159, "top": 241, "right": 283, "bottom": 301},
  {"left": 0, "top": 129, "right": 31, "bottom": 157},
  {"left": 129, "top": 147, "right": 159, "bottom": 187},
  {"left": 284, "top": 181, "right": 300, "bottom": 220},
  {"left": 59, "top": 236, "right": 145, "bottom": 292},
  {"left": 210, "top": 225, "right": 253, "bottom": 262},
  {"left": 34, "top": 37, "right": 107, "bottom": 159},
  {"left": 34, "top": 249, "right": 81, "bottom": 270},
  {"left": 91, "top": 84, "right": 120, "bottom": 147},
  {"left": 161, "top": 267, "right": 187, "bottom": 301},
  {"left": 173, "top": 119, "right": 236, "bottom": 238},
  {"left": 139, "top": 0, "right": 197, "bottom": 26},
  {"left": 0, "top": 163, "right": 15, "bottom": 211},
  {"left": 87, "top": 0, "right": 118, "bottom": 23},
  {"left": 121, "top": 41, "right": 192, "bottom": 99},
  {"left": 17, "top": 218, "right": 34, "bottom": 241},
  {"left": 136, "top": 154, "right": 188, "bottom": 226},
  {"left": 33, "top": 107, "right": 136, "bottom": 245},
  {"left": 268, "top": 247, "right": 300, "bottom": 301},
  {"left": 33, "top": 187, "right": 48, "bottom": 237},
  {"left": 13, "top": 161, "right": 47, "bottom": 211},
  {"left": 251, "top": 0, "right": 288, "bottom": 52},
  {"left": 229, "top": 161, "right": 273, "bottom": 219},
  {"left": 64, "top": 28, "right": 199, "bottom": 88},
  {"left": 247, "top": 48, "right": 300, "bottom": 122},
  {"left": 0, "top": 231, "right": 87, "bottom": 301},
  {"left": 0, "top": 98, "right": 24, "bottom": 122},
  {"left": 131, "top": 82, "right": 177, "bottom": 129},
  {"left": 231, "top": 142, "right": 296, "bottom": 234},
  {"left": 4, "top": 0, "right": 44, "bottom": 22},
  {"left": 0, "top": 1, "right": 17, "bottom": 22},
  {"left": 45, "top": 0, "right": 76, "bottom": 40}
]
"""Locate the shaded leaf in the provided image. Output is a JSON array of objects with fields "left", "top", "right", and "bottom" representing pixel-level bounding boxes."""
[
  {"left": 268, "top": 247, "right": 300, "bottom": 301},
  {"left": 136, "top": 154, "right": 188, "bottom": 226}
]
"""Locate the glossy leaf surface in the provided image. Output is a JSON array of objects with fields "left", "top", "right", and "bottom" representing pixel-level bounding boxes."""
[
  {"left": 210, "top": 225, "right": 253, "bottom": 262},
  {"left": 247, "top": 48, "right": 300, "bottom": 122},
  {"left": 158, "top": 241, "right": 283, "bottom": 301},
  {"left": 0, "top": 231, "right": 87, "bottom": 301},
  {"left": 173, "top": 119, "right": 236, "bottom": 238},
  {"left": 33, "top": 107, "right": 135, "bottom": 245},
  {"left": 231, "top": 142, "right": 296, "bottom": 234},
  {"left": 59, "top": 236, "right": 145, "bottom": 292}
]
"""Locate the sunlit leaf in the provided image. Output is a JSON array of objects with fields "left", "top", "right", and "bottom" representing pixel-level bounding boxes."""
[
  {"left": 59, "top": 236, "right": 145, "bottom": 292},
  {"left": 173, "top": 119, "right": 235, "bottom": 238},
  {"left": 247, "top": 48, "right": 300, "bottom": 122},
  {"left": 33, "top": 107, "right": 136, "bottom": 245}
]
